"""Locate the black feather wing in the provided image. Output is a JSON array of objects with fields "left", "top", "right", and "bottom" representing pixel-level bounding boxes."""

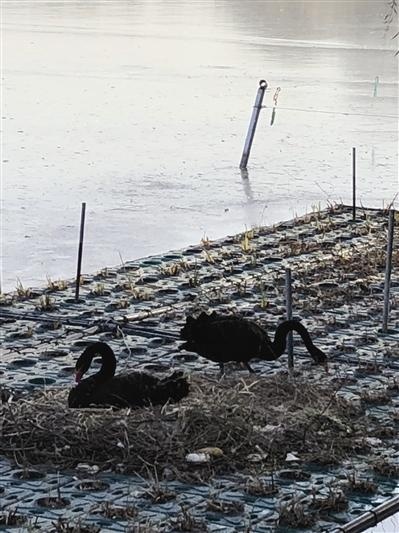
[
  {"left": 182, "top": 317, "right": 265, "bottom": 363},
  {"left": 69, "top": 372, "right": 189, "bottom": 409}
]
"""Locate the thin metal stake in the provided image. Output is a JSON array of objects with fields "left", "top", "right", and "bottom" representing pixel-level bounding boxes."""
[
  {"left": 382, "top": 209, "right": 395, "bottom": 332},
  {"left": 373, "top": 75, "right": 379, "bottom": 97},
  {"left": 352, "top": 147, "right": 356, "bottom": 221},
  {"left": 285, "top": 268, "right": 294, "bottom": 371},
  {"left": 239, "top": 79, "right": 268, "bottom": 169},
  {"left": 75, "top": 202, "right": 86, "bottom": 302}
]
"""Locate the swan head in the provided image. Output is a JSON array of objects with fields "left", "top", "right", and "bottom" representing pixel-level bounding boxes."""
[
  {"left": 74, "top": 350, "right": 93, "bottom": 383},
  {"left": 311, "top": 346, "right": 329, "bottom": 373},
  {"left": 73, "top": 342, "right": 117, "bottom": 383}
]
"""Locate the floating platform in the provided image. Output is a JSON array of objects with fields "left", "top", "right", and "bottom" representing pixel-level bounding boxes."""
[{"left": 0, "top": 205, "right": 398, "bottom": 532}]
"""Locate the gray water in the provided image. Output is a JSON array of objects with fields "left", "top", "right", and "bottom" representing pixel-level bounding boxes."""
[{"left": 2, "top": 0, "right": 398, "bottom": 291}]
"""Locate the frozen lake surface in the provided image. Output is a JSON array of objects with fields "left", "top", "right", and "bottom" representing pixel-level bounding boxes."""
[
  {"left": 368, "top": 512, "right": 399, "bottom": 533},
  {"left": 2, "top": 0, "right": 398, "bottom": 291}
]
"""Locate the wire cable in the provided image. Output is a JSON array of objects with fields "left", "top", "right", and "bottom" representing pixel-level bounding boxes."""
[{"left": 261, "top": 105, "right": 398, "bottom": 119}]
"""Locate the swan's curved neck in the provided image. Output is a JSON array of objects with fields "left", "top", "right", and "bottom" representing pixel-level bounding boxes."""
[
  {"left": 86, "top": 342, "right": 116, "bottom": 383},
  {"left": 266, "top": 320, "right": 326, "bottom": 363},
  {"left": 270, "top": 322, "right": 290, "bottom": 358}
]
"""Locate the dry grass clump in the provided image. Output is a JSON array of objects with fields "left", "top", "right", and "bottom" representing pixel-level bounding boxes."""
[
  {"left": 360, "top": 388, "right": 392, "bottom": 405},
  {"left": 0, "top": 510, "right": 28, "bottom": 527},
  {"left": 310, "top": 487, "right": 348, "bottom": 513},
  {"left": 0, "top": 374, "right": 373, "bottom": 481},
  {"left": 372, "top": 458, "right": 399, "bottom": 478},
  {"left": 94, "top": 501, "right": 138, "bottom": 520},
  {"left": 278, "top": 496, "right": 316, "bottom": 528},
  {"left": 244, "top": 477, "right": 278, "bottom": 497},
  {"left": 141, "top": 482, "right": 176, "bottom": 503},
  {"left": 171, "top": 505, "right": 208, "bottom": 532},
  {"left": 206, "top": 496, "right": 245, "bottom": 514},
  {"left": 345, "top": 473, "right": 378, "bottom": 494},
  {"left": 51, "top": 518, "right": 100, "bottom": 533},
  {"left": 128, "top": 524, "right": 163, "bottom": 533}
]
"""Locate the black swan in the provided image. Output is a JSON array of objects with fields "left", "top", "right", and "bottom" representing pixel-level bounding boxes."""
[
  {"left": 68, "top": 342, "right": 189, "bottom": 408},
  {"left": 180, "top": 312, "right": 328, "bottom": 374}
]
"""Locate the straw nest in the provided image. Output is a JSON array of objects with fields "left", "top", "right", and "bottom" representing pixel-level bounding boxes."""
[{"left": 0, "top": 374, "right": 375, "bottom": 481}]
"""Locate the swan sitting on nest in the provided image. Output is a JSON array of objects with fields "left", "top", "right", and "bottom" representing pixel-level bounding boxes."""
[{"left": 68, "top": 342, "right": 189, "bottom": 409}]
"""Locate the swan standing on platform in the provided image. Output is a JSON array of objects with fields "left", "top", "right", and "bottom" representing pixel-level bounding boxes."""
[
  {"left": 68, "top": 342, "right": 189, "bottom": 408},
  {"left": 180, "top": 312, "right": 328, "bottom": 375}
]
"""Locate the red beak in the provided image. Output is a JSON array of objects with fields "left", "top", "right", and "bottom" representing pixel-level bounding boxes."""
[{"left": 75, "top": 370, "right": 83, "bottom": 383}]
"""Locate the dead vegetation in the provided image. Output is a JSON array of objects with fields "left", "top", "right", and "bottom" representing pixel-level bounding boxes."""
[
  {"left": 46, "top": 276, "right": 68, "bottom": 293},
  {"left": 310, "top": 487, "right": 348, "bottom": 513},
  {"left": 244, "top": 476, "right": 279, "bottom": 497},
  {"left": 360, "top": 388, "right": 392, "bottom": 405},
  {"left": 169, "top": 505, "right": 208, "bottom": 532},
  {"left": 372, "top": 457, "right": 399, "bottom": 478},
  {"left": 94, "top": 501, "right": 138, "bottom": 520},
  {"left": 0, "top": 510, "right": 28, "bottom": 527},
  {"left": 0, "top": 206, "right": 397, "bottom": 532},
  {"left": 278, "top": 496, "right": 316, "bottom": 528},
  {"left": 141, "top": 482, "right": 176, "bottom": 503},
  {"left": 51, "top": 518, "right": 101, "bottom": 533},
  {"left": 0, "top": 373, "right": 383, "bottom": 482},
  {"left": 345, "top": 473, "right": 378, "bottom": 494},
  {"left": 206, "top": 496, "right": 245, "bottom": 515}
]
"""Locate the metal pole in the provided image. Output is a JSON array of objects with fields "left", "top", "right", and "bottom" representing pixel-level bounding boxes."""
[
  {"left": 75, "top": 202, "right": 86, "bottom": 302},
  {"left": 285, "top": 268, "right": 294, "bottom": 370},
  {"left": 352, "top": 147, "right": 356, "bottom": 221},
  {"left": 332, "top": 495, "right": 399, "bottom": 533},
  {"left": 373, "top": 75, "right": 379, "bottom": 97},
  {"left": 382, "top": 209, "right": 395, "bottom": 332},
  {"left": 239, "top": 79, "right": 268, "bottom": 170}
]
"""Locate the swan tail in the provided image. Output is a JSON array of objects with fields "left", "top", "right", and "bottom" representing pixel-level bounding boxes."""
[{"left": 180, "top": 311, "right": 219, "bottom": 341}]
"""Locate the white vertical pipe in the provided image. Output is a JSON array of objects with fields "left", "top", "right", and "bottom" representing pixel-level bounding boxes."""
[{"left": 239, "top": 80, "right": 268, "bottom": 169}]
